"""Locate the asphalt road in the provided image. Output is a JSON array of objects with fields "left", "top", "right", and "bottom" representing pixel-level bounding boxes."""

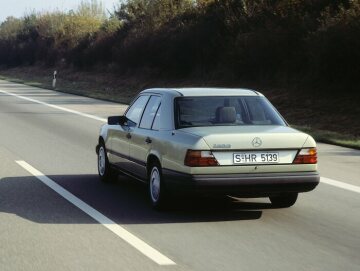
[{"left": 0, "top": 79, "right": 359, "bottom": 271}]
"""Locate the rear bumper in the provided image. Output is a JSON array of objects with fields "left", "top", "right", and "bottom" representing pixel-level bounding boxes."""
[{"left": 162, "top": 169, "right": 320, "bottom": 197}]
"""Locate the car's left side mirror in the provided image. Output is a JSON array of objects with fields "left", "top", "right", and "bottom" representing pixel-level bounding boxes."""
[
  {"left": 108, "top": 116, "right": 123, "bottom": 125},
  {"left": 108, "top": 115, "right": 130, "bottom": 126},
  {"left": 108, "top": 115, "right": 135, "bottom": 127}
]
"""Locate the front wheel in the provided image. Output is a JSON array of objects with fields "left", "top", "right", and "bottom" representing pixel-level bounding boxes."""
[
  {"left": 149, "top": 163, "right": 168, "bottom": 209},
  {"left": 269, "top": 193, "right": 298, "bottom": 208},
  {"left": 98, "top": 142, "right": 116, "bottom": 182}
]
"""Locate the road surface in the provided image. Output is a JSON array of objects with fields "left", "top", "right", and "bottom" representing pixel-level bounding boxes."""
[{"left": 0, "top": 79, "right": 359, "bottom": 271}]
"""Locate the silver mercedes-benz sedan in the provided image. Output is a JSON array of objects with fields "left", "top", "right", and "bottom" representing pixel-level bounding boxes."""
[{"left": 96, "top": 88, "right": 320, "bottom": 209}]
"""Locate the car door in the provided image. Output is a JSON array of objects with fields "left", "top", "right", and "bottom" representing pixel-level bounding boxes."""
[
  {"left": 128, "top": 95, "right": 161, "bottom": 180},
  {"left": 110, "top": 95, "right": 150, "bottom": 172}
]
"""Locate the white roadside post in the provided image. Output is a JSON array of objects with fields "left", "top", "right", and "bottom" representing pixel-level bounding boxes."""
[{"left": 52, "top": 70, "right": 57, "bottom": 89}]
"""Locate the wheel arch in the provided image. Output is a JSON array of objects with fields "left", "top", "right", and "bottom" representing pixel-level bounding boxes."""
[
  {"left": 96, "top": 136, "right": 105, "bottom": 154},
  {"left": 146, "top": 153, "right": 161, "bottom": 179}
]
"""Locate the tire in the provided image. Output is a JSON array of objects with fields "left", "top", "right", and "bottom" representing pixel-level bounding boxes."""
[
  {"left": 98, "top": 142, "right": 117, "bottom": 183},
  {"left": 148, "top": 162, "right": 168, "bottom": 209},
  {"left": 270, "top": 193, "right": 298, "bottom": 208}
]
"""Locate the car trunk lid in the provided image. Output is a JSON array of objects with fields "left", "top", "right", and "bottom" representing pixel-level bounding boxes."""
[{"left": 180, "top": 125, "right": 308, "bottom": 150}]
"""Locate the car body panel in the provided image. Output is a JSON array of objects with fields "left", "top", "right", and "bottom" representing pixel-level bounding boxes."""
[
  {"left": 301, "top": 133, "right": 317, "bottom": 148},
  {"left": 108, "top": 124, "right": 131, "bottom": 171},
  {"left": 149, "top": 88, "right": 263, "bottom": 97},
  {"left": 127, "top": 129, "right": 147, "bottom": 179}
]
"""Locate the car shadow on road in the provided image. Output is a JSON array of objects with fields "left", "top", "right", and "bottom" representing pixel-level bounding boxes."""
[{"left": 0, "top": 174, "right": 277, "bottom": 225}]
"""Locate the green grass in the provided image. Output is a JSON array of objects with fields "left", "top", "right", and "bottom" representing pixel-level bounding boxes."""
[{"left": 293, "top": 125, "right": 360, "bottom": 150}]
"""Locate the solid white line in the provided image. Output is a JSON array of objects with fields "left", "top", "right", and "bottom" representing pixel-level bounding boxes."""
[
  {"left": 16, "top": 160, "right": 176, "bottom": 266},
  {"left": 0, "top": 89, "right": 107, "bottom": 122},
  {"left": 321, "top": 177, "right": 360, "bottom": 194}
]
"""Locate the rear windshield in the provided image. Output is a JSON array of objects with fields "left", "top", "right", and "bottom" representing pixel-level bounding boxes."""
[{"left": 175, "top": 96, "right": 286, "bottom": 128}]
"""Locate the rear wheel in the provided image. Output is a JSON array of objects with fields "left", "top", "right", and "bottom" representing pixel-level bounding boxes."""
[
  {"left": 149, "top": 162, "right": 168, "bottom": 209},
  {"left": 270, "top": 193, "right": 298, "bottom": 208},
  {"left": 98, "top": 142, "right": 117, "bottom": 182}
]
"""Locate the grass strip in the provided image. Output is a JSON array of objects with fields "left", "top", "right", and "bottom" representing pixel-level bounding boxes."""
[{"left": 293, "top": 125, "right": 360, "bottom": 150}]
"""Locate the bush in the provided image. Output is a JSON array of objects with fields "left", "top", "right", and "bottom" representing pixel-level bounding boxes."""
[{"left": 0, "top": 0, "right": 106, "bottom": 66}]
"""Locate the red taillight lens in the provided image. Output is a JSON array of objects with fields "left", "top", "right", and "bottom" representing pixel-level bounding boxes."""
[
  {"left": 293, "top": 148, "right": 317, "bottom": 164},
  {"left": 184, "top": 150, "right": 219, "bottom": 167}
]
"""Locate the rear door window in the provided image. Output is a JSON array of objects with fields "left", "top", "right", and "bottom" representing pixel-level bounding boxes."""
[{"left": 139, "top": 96, "right": 161, "bottom": 129}]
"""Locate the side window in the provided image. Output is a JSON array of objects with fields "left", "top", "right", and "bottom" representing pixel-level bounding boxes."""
[
  {"left": 139, "top": 96, "right": 161, "bottom": 129},
  {"left": 152, "top": 104, "right": 161, "bottom": 130},
  {"left": 125, "top": 95, "right": 149, "bottom": 125}
]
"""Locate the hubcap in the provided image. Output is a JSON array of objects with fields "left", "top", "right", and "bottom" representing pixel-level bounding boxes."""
[
  {"left": 150, "top": 167, "right": 161, "bottom": 202},
  {"left": 98, "top": 146, "right": 106, "bottom": 176}
]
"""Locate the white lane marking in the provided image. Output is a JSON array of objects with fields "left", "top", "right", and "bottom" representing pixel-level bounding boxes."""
[
  {"left": 16, "top": 160, "right": 176, "bottom": 266},
  {"left": 0, "top": 89, "right": 107, "bottom": 122},
  {"left": 321, "top": 177, "right": 360, "bottom": 194}
]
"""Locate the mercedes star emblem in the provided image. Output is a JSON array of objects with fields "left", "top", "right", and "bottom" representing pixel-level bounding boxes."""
[{"left": 252, "top": 137, "right": 262, "bottom": 147}]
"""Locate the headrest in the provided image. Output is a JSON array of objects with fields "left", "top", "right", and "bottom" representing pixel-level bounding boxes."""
[{"left": 217, "top": 106, "right": 236, "bottom": 123}]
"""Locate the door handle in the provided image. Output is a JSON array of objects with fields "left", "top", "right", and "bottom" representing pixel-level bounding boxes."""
[
  {"left": 145, "top": 137, "right": 152, "bottom": 144},
  {"left": 126, "top": 133, "right": 132, "bottom": 139}
]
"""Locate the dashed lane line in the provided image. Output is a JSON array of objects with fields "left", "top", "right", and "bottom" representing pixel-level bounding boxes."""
[{"left": 16, "top": 160, "right": 176, "bottom": 266}]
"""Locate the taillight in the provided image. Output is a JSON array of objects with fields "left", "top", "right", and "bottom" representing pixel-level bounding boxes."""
[
  {"left": 184, "top": 150, "right": 219, "bottom": 167},
  {"left": 293, "top": 148, "right": 317, "bottom": 164}
]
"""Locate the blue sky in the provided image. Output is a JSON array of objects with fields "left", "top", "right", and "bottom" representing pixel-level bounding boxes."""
[{"left": 0, "top": 0, "right": 120, "bottom": 22}]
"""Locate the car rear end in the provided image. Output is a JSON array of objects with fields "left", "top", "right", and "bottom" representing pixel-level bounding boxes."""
[{"left": 166, "top": 92, "right": 320, "bottom": 200}]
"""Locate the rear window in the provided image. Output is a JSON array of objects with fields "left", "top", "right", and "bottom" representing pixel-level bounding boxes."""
[{"left": 175, "top": 96, "right": 286, "bottom": 128}]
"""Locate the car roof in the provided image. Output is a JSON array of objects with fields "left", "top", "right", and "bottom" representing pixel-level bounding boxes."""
[{"left": 141, "top": 88, "right": 263, "bottom": 97}]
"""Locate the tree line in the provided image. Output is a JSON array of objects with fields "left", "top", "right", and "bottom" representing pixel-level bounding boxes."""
[{"left": 0, "top": 0, "right": 359, "bottom": 93}]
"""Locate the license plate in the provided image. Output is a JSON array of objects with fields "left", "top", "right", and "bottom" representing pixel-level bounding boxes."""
[{"left": 233, "top": 152, "right": 279, "bottom": 164}]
